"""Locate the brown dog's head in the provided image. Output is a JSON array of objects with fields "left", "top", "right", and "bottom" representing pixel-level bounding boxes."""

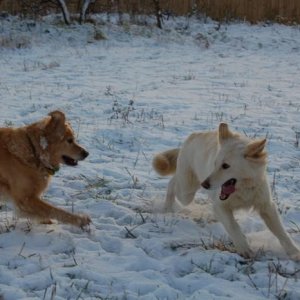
[{"left": 42, "top": 111, "right": 89, "bottom": 169}]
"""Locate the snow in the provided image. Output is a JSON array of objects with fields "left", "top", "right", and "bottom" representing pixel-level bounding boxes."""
[{"left": 1, "top": 14, "right": 300, "bottom": 299}]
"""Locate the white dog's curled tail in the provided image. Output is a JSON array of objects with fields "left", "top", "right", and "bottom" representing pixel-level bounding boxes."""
[{"left": 152, "top": 148, "right": 179, "bottom": 176}]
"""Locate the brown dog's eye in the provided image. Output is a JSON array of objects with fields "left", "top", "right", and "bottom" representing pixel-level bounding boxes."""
[
  {"left": 222, "top": 163, "right": 230, "bottom": 169},
  {"left": 67, "top": 138, "right": 74, "bottom": 144}
]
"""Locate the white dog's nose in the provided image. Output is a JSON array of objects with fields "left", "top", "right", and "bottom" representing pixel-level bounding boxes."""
[{"left": 201, "top": 179, "right": 210, "bottom": 189}]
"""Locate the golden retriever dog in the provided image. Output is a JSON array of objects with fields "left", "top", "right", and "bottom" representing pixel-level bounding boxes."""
[
  {"left": 153, "top": 123, "right": 300, "bottom": 260},
  {"left": 0, "top": 110, "right": 91, "bottom": 227}
]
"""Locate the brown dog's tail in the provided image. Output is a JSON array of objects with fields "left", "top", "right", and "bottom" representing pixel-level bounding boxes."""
[{"left": 152, "top": 148, "right": 180, "bottom": 176}]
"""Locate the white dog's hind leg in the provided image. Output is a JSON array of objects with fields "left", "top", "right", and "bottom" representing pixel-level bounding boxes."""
[
  {"left": 176, "top": 185, "right": 198, "bottom": 208},
  {"left": 259, "top": 203, "right": 300, "bottom": 260},
  {"left": 214, "top": 204, "right": 252, "bottom": 258},
  {"left": 164, "top": 173, "right": 199, "bottom": 212},
  {"left": 175, "top": 168, "right": 199, "bottom": 206},
  {"left": 164, "top": 176, "right": 176, "bottom": 212}
]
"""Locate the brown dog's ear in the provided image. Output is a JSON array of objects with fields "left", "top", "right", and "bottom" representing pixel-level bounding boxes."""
[
  {"left": 45, "top": 110, "right": 66, "bottom": 141},
  {"left": 218, "top": 123, "right": 234, "bottom": 143},
  {"left": 244, "top": 138, "right": 267, "bottom": 160}
]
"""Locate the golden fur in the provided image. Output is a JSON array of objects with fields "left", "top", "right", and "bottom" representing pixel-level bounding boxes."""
[{"left": 0, "top": 111, "right": 91, "bottom": 227}]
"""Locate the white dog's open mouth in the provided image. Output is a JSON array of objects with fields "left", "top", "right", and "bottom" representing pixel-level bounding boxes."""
[{"left": 219, "top": 178, "right": 237, "bottom": 200}]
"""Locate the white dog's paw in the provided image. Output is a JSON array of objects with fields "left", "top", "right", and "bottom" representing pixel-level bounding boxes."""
[
  {"left": 163, "top": 204, "right": 175, "bottom": 213},
  {"left": 289, "top": 251, "right": 300, "bottom": 261},
  {"left": 236, "top": 246, "right": 254, "bottom": 259},
  {"left": 239, "top": 250, "right": 254, "bottom": 259}
]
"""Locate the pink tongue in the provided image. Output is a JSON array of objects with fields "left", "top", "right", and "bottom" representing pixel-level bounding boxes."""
[{"left": 222, "top": 184, "right": 235, "bottom": 195}]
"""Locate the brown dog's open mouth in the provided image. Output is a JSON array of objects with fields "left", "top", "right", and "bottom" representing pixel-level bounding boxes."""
[
  {"left": 62, "top": 155, "right": 78, "bottom": 166},
  {"left": 219, "top": 178, "right": 237, "bottom": 200}
]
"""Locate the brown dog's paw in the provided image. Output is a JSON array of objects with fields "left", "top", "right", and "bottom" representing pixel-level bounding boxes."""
[
  {"left": 75, "top": 214, "right": 92, "bottom": 229},
  {"left": 40, "top": 219, "right": 54, "bottom": 225}
]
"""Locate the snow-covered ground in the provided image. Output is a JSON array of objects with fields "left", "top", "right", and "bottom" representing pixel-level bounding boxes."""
[{"left": 1, "top": 14, "right": 300, "bottom": 299}]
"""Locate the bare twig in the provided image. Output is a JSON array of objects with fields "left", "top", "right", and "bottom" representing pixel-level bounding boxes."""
[
  {"left": 18, "top": 242, "right": 26, "bottom": 258},
  {"left": 50, "top": 283, "right": 56, "bottom": 300},
  {"left": 124, "top": 226, "right": 137, "bottom": 239},
  {"left": 247, "top": 273, "right": 259, "bottom": 290},
  {"left": 153, "top": 0, "right": 163, "bottom": 29}
]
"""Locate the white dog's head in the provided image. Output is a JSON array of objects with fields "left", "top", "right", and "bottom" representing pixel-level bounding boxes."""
[{"left": 201, "top": 123, "right": 267, "bottom": 201}]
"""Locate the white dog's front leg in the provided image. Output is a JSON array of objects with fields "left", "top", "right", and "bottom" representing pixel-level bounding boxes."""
[
  {"left": 259, "top": 202, "right": 300, "bottom": 260},
  {"left": 214, "top": 204, "right": 252, "bottom": 258}
]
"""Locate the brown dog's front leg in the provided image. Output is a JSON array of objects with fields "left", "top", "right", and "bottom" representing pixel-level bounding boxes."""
[{"left": 14, "top": 196, "right": 91, "bottom": 227}]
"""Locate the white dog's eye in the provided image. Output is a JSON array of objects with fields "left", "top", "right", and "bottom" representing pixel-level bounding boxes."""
[{"left": 222, "top": 163, "right": 230, "bottom": 169}]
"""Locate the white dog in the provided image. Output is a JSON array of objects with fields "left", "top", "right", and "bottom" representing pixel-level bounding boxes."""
[{"left": 153, "top": 123, "right": 300, "bottom": 259}]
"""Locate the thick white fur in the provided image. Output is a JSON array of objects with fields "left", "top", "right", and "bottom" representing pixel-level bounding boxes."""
[{"left": 153, "top": 123, "right": 300, "bottom": 259}]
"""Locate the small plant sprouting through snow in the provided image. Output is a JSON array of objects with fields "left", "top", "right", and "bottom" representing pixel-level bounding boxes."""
[
  {"left": 3, "top": 120, "right": 13, "bottom": 127},
  {"left": 106, "top": 98, "right": 165, "bottom": 128},
  {"left": 292, "top": 127, "right": 300, "bottom": 148},
  {"left": 109, "top": 99, "right": 135, "bottom": 124},
  {"left": 72, "top": 175, "right": 115, "bottom": 200}
]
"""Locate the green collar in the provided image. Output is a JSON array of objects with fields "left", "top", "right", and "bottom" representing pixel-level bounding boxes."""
[{"left": 47, "top": 166, "right": 60, "bottom": 175}]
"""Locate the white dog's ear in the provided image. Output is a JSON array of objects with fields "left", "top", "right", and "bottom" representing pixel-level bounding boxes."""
[
  {"left": 218, "top": 123, "right": 234, "bottom": 143},
  {"left": 244, "top": 138, "right": 267, "bottom": 160}
]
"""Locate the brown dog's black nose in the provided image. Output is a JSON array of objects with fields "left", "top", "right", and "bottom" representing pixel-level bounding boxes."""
[
  {"left": 201, "top": 179, "right": 210, "bottom": 189},
  {"left": 81, "top": 150, "right": 89, "bottom": 159}
]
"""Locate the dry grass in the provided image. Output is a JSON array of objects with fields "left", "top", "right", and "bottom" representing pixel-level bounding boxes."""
[
  {"left": 0, "top": 34, "right": 31, "bottom": 49},
  {"left": 1, "top": 0, "right": 300, "bottom": 24},
  {"left": 195, "top": 0, "right": 300, "bottom": 24}
]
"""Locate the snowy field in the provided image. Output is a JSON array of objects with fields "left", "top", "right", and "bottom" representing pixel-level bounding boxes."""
[{"left": 1, "top": 14, "right": 300, "bottom": 299}]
